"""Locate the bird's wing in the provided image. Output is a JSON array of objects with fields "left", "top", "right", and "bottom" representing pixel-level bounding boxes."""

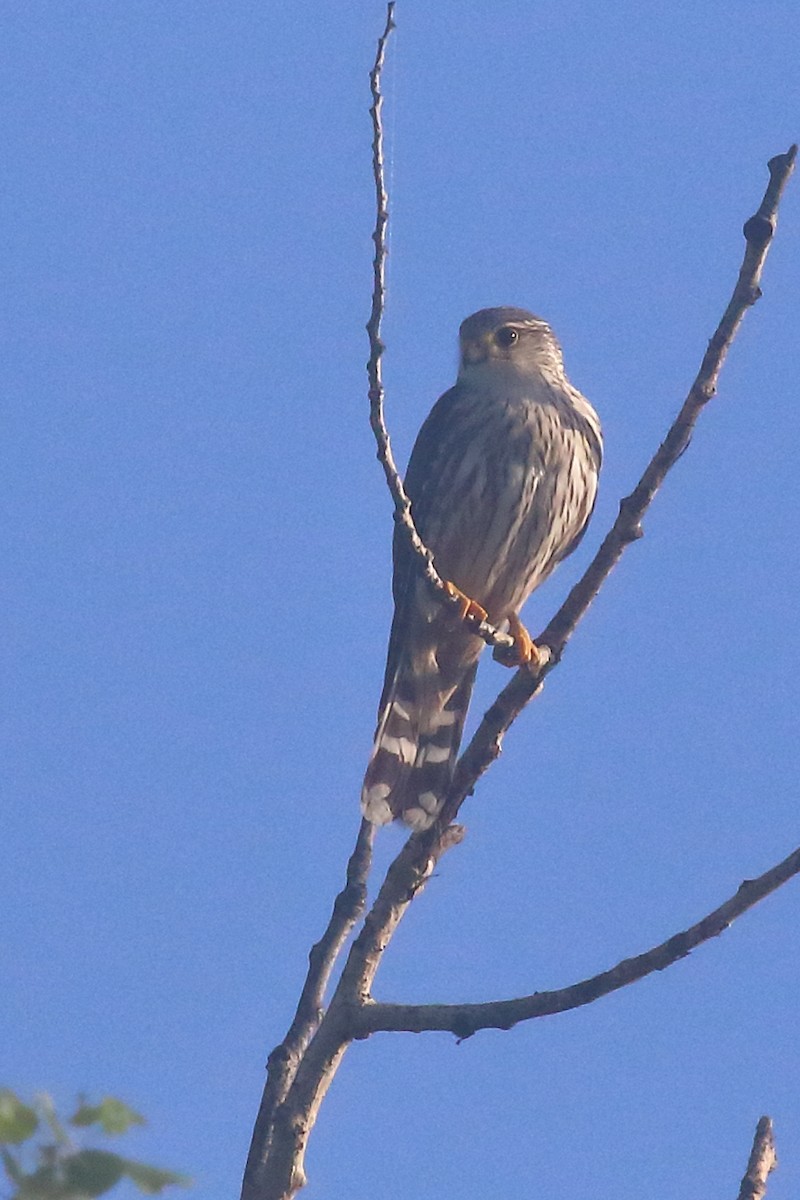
[{"left": 377, "top": 385, "right": 466, "bottom": 714}]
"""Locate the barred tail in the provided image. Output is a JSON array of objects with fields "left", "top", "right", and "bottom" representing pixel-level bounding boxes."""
[{"left": 361, "top": 662, "right": 478, "bottom": 830}]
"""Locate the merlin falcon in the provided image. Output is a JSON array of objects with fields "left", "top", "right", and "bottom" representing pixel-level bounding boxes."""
[{"left": 361, "top": 307, "right": 602, "bottom": 830}]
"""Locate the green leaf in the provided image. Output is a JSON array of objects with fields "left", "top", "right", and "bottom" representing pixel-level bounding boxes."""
[
  {"left": 62, "top": 1149, "right": 124, "bottom": 1197},
  {"left": 70, "top": 1098, "right": 145, "bottom": 1136},
  {"left": 15, "top": 1163, "right": 62, "bottom": 1198},
  {"left": 0, "top": 1089, "right": 39, "bottom": 1144},
  {"left": 2, "top": 1146, "right": 23, "bottom": 1184},
  {"left": 122, "top": 1159, "right": 192, "bottom": 1194}
]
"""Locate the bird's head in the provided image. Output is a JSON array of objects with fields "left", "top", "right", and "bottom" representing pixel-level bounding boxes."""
[{"left": 457, "top": 307, "right": 564, "bottom": 380}]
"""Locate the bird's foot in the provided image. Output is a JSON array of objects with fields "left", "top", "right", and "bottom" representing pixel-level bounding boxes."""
[
  {"left": 493, "top": 611, "right": 543, "bottom": 670},
  {"left": 443, "top": 580, "right": 488, "bottom": 628}
]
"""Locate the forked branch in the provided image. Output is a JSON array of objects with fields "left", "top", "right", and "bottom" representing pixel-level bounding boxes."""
[{"left": 355, "top": 843, "right": 800, "bottom": 1036}]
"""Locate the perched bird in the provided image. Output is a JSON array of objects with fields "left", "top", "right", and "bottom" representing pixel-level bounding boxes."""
[{"left": 361, "top": 307, "right": 602, "bottom": 830}]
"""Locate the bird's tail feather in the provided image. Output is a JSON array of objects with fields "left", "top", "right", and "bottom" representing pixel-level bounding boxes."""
[{"left": 361, "top": 661, "right": 478, "bottom": 829}]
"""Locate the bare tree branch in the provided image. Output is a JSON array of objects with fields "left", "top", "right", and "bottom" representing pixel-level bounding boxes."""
[
  {"left": 355, "top": 844, "right": 800, "bottom": 1036},
  {"left": 542, "top": 143, "right": 797, "bottom": 657},
  {"left": 365, "top": 1, "right": 516, "bottom": 657},
  {"left": 737, "top": 1117, "right": 777, "bottom": 1200},
  {"left": 333, "top": 822, "right": 465, "bottom": 1006},
  {"left": 241, "top": 820, "right": 374, "bottom": 1199}
]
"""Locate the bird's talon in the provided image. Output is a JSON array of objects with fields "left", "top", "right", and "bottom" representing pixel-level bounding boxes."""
[
  {"left": 492, "top": 612, "right": 542, "bottom": 670},
  {"left": 443, "top": 581, "right": 488, "bottom": 627}
]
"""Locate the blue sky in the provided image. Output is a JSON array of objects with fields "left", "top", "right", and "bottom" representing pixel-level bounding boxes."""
[{"left": 3, "top": 3, "right": 799, "bottom": 1198}]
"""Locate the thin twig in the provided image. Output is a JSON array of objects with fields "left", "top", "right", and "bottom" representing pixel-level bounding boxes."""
[
  {"left": 365, "top": 1, "right": 515, "bottom": 656},
  {"left": 737, "top": 1117, "right": 777, "bottom": 1200},
  {"left": 542, "top": 143, "right": 797, "bottom": 656},
  {"left": 355, "top": 844, "right": 800, "bottom": 1036}
]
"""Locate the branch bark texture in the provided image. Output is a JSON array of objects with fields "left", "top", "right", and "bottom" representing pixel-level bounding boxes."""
[{"left": 737, "top": 1117, "right": 777, "bottom": 1200}]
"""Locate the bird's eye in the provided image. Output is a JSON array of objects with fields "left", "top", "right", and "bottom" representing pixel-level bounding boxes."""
[{"left": 495, "top": 326, "right": 519, "bottom": 349}]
